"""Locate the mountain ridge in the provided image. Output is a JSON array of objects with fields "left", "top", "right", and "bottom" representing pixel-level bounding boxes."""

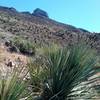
[
  {"left": 0, "top": 6, "right": 100, "bottom": 53},
  {"left": 0, "top": 6, "right": 91, "bottom": 33}
]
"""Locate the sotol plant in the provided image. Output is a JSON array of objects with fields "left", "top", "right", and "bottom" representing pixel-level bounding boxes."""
[
  {"left": 0, "top": 67, "right": 29, "bottom": 100},
  {"left": 38, "top": 44, "right": 100, "bottom": 100}
]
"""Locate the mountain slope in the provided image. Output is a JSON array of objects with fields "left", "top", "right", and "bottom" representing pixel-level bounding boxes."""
[
  {"left": 0, "top": 6, "right": 100, "bottom": 52},
  {"left": 0, "top": 6, "right": 100, "bottom": 88}
]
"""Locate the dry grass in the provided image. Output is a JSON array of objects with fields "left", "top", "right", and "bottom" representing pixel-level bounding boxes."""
[{"left": 0, "top": 44, "right": 28, "bottom": 75}]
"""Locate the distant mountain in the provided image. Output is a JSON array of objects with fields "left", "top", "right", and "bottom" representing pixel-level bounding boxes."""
[{"left": 0, "top": 6, "right": 100, "bottom": 53}]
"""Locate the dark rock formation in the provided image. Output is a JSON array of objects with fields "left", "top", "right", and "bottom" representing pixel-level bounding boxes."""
[{"left": 32, "top": 8, "right": 49, "bottom": 18}]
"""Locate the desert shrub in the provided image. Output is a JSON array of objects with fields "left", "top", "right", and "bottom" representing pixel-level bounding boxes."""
[
  {"left": 0, "top": 67, "right": 30, "bottom": 100},
  {"left": 31, "top": 44, "right": 100, "bottom": 100},
  {"left": 36, "top": 43, "right": 60, "bottom": 56},
  {"left": 11, "top": 37, "right": 35, "bottom": 55},
  {"left": 27, "top": 57, "right": 49, "bottom": 94},
  {"left": 0, "top": 43, "right": 99, "bottom": 100}
]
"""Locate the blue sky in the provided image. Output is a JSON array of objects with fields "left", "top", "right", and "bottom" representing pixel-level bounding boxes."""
[{"left": 0, "top": 0, "right": 100, "bottom": 32}]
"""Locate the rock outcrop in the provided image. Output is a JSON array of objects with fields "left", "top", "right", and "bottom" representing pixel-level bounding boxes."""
[{"left": 32, "top": 8, "right": 49, "bottom": 18}]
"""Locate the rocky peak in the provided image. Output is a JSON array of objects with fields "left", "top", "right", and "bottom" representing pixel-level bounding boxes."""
[{"left": 32, "top": 8, "right": 49, "bottom": 18}]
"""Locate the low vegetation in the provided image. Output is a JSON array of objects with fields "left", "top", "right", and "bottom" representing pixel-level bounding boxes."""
[
  {"left": 0, "top": 67, "right": 29, "bottom": 100},
  {"left": 10, "top": 36, "right": 35, "bottom": 55},
  {"left": 0, "top": 44, "right": 100, "bottom": 100}
]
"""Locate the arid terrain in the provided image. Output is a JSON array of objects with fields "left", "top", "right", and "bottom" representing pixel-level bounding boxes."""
[
  {"left": 0, "top": 6, "right": 100, "bottom": 74},
  {"left": 0, "top": 6, "right": 100, "bottom": 99}
]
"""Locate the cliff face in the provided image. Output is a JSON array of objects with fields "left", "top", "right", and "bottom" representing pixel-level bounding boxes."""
[{"left": 0, "top": 6, "right": 100, "bottom": 52}]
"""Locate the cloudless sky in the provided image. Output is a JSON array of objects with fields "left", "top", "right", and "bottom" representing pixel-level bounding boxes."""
[{"left": 0, "top": 0, "right": 100, "bottom": 32}]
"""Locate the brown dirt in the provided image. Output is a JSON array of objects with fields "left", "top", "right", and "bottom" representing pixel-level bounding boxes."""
[{"left": 0, "top": 43, "right": 28, "bottom": 74}]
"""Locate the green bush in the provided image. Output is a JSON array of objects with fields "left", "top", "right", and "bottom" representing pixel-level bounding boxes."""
[
  {"left": 0, "top": 43, "right": 99, "bottom": 100},
  {"left": 28, "top": 61, "right": 48, "bottom": 93},
  {"left": 33, "top": 44, "right": 100, "bottom": 100},
  {"left": 11, "top": 37, "right": 35, "bottom": 55},
  {"left": 0, "top": 67, "right": 30, "bottom": 100}
]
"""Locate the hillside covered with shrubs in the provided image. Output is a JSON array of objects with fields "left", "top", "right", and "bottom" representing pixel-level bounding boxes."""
[{"left": 0, "top": 6, "right": 100, "bottom": 100}]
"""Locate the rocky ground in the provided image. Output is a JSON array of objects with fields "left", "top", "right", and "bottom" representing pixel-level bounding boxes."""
[
  {"left": 0, "top": 43, "right": 28, "bottom": 76},
  {"left": 0, "top": 6, "right": 100, "bottom": 53}
]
